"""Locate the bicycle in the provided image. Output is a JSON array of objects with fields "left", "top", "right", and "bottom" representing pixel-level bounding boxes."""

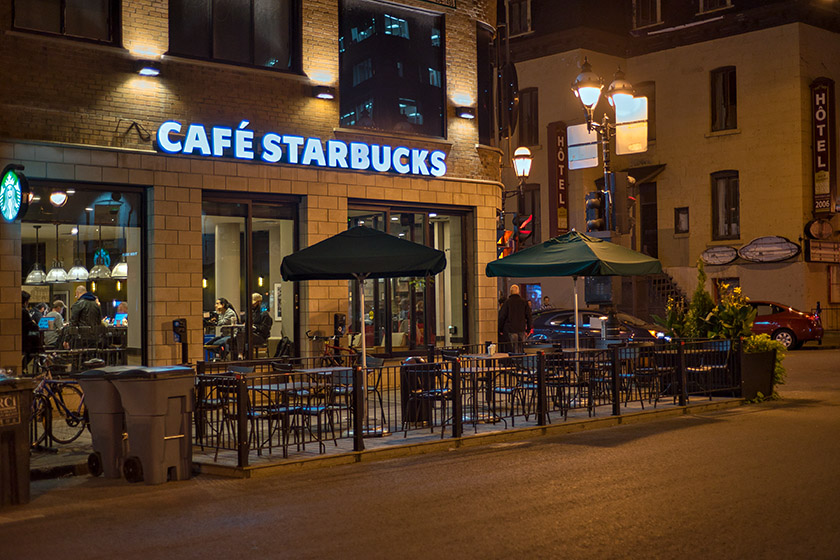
[
  {"left": 306, "top": 330, "right": 361, "bottom": 367},
  {"left": 30, "top": 353, "right": 88, "bottom": 447}
]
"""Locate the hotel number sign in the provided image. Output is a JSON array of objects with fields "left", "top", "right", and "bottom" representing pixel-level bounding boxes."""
[{"left": 811, "top": 78, "right": 837, "bottom": 214}]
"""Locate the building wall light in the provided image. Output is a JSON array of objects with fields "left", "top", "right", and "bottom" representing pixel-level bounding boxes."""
[
  {"left": 456, "top": 107, "right": 476, "bottom": 119},
  {"left": 135, "top": 60, "right": 161, "bottom": 77},
  {"left": 312, "top": 85, "right": 336, "bottom": 100}
]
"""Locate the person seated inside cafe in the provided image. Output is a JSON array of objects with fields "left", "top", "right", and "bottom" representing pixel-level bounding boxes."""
[
  {"left": 247, "top": 292, "right": 273, "bottom": 356},
  {"left": 43, "top": 300, "right": 66, "bottom": 349},
  {"left": 205, "top": 297, "right": 237, "bottom": 360}
]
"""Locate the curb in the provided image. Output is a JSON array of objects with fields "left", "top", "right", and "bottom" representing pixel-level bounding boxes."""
[
  {"left": 30, "top": 398, "right": 748, "bottom": 481},
  {"left": 194, "top": 398, "right": 745, "bottom": 479}
]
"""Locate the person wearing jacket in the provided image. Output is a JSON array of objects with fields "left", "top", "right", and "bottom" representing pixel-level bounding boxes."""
[
  {"left": 498, "top": 284, "right": 532, "bottom": 354},
  {"left": 69, "top": 285, "right": 102, "bottom": 328}
]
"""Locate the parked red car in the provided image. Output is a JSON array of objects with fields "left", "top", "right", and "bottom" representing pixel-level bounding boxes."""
[{"left": 748, "top": 300, "right": 823, "bottom": 350}]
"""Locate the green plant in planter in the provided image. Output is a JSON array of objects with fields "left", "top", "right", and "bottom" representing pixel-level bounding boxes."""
[
  {"left": 653, "top": 295, "right": 690, "bottom": 338},
  {"left": 705, "top": 283, "right": 756, "bottom": 340},
  {"left": 685, "top": 261, "right": 715, "bottom": 338},
  {"left": 742, "top": 333, "right": 787, "bottom": 397}
]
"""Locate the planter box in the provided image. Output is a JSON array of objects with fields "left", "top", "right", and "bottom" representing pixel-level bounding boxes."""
[{"left": 741, "top": 350, "right": 775, "bottom": 399}]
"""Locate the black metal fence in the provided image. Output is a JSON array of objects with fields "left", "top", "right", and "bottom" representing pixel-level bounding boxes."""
[{"left": 193, "top": 338, "right": 743, "bottom": 467}]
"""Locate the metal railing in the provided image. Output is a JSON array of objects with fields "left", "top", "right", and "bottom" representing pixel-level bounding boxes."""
[{"left": 193, "top": 338, "right": 745, "bottom": 467}]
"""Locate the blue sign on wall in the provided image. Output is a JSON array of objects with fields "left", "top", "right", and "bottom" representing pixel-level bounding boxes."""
[{"left": 156, "top": 120, "right": 447, "bottom": 178}]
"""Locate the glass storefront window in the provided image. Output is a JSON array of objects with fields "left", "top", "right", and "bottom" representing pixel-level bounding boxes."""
[
  {"left": 348, "top": 206, "right": 467, "bottom": 355},
  {"left": 21, "top": 184, "right": 144, "bottom": 373},
  {"left": 202, "top": 197, "right": 297, "bottom": 360}
]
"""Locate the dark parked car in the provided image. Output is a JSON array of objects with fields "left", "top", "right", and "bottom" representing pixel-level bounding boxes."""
[
  {"left": 528, "top": 308, "right": 661, "bottom": 345},
  {"left": 748, "top": 300, "right": 823, "bottom": 349}
]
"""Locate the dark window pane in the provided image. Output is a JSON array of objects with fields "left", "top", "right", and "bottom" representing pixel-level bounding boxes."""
[
  {"left": 711, "top": 66, "right": 737, "bottom": 131},
  {"left": 476, "top": 23, "right": 494, "bottom": 145},
  {"left": 66, "top": 0, "right": 110, "bottom": 41},
  {"left": 14, "top": 0, "right": 61, "bottom": 33},
  {"left": 170, "top": 0, "right": 211, "bottom": 58},
  {"left": 340, "top": 0, "right": 444, "bottom": 137},
  {"left": 255, "top": 0, "right": 292, "bottom": 69},
  {"left": 213, "top": 0, "right": 251, "bottom": 63}
]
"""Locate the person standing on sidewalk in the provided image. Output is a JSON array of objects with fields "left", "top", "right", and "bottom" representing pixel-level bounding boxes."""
[{"left": 498, "top": 284, "right": 532, "bottom": 353}]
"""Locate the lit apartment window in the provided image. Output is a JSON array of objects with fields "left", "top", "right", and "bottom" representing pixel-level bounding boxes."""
[
  {"left": 700, "top": 0, "right": 731, "bottom": 13},
  {"left": 634, "top": 0, "right": 660, "bottom": 28},
  {"left": 518, "top": 88, "right": 539, "bottom": 147},
  {"left": 351, "top": 18, "right": 375, "bottom": 43},
  {"left": 13, "top": 0, "right": 118, "bottom": 43},
  {"left": 635, "top": 81, "right": 656, "bottom": 142},
  {"left": 508, "top": 0, "right": 531, "bottom": 36},
  {"left": 353, "top": 58, "right": 373, "bottom": 86},
  {"left": 428, "top": 68, "right": 442, "bottom": 88},
  {"left": 711, "top": 171, "right": 739, "bottom": 240},
  {"left": 384, "top": 14, "right": 409, "bottom": 38},
  {"left": 711, "top": 66, "right": 737, "bottom": 131},
  {"left": 169, "top": 0, "right": 300, "bottom": 72}
]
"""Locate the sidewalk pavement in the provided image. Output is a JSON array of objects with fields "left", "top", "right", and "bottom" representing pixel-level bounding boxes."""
[{"left": 27, "top": 331, "right": 840, "bottom": 481}]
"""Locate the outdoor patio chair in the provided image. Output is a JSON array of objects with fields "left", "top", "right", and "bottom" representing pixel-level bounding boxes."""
[{"left": 400, "top": 359, "right": 451, "bottom": 438}]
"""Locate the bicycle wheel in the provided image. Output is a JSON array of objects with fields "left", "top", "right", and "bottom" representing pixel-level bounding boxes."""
[
  {"left": 31, "top": 394, "right": 51, "bottom": 447},
  {"left": 48, "top": 383, "right": 87, "bottom": 444}
]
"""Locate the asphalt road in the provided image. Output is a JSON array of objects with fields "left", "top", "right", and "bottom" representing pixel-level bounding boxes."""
[{"left": 2, "top": 349, "right": 838, "bottom": 559}]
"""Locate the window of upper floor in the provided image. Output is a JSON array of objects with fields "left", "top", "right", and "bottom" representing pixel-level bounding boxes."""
[
  {"left": 168, "top": 0, "right": 300, "bottom": 73},
  {"left": 476, "top": 22, "right": 495, "bottom": 146},
  {"left": 13, "top": 0, "right": 120, "bottom": 45},
  {"left": 711, "top": 66, "right": 737, "bottom": 131},
  {"left": 633, "top": 0, "right": 660, "bottom": 29},
  {"left": 711, "top": 170, "right": 739, "bottom": 240},
  {"left": 339, "top": 0, "right": 444, "bottom": 138},
  {"left": 518, "top": 88, "right": 539, "bottom": 147},
  {"left": 634, "top": 81, "right": 656, "bottom": 142},
  {"left": 508, "top": 0, "right": 531, "bottom": 37},
  {"left": 699, "top": 0, "right": 732, "bottom": 14}
]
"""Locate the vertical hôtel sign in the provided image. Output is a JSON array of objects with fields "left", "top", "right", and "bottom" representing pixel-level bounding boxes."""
[
  {"left": 812, "top": 78, "right": 836, "bottom": 214},
  {"left": 547, "top": 121, "right": 569, "bottom": 236}
]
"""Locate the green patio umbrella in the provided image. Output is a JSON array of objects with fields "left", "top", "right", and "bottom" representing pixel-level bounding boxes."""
[
  {"left": 486, "top": 230, "right": 662, "bottom": 351},
  {"left": 281, "top": 225, "right": 447, "bottom": 368}
]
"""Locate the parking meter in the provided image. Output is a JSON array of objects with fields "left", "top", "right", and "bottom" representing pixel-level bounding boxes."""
[{"left": 172, "top": 318, "right": 188, "bottom": 364}]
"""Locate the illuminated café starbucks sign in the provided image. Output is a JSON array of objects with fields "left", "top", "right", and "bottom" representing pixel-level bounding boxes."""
[
  {"left": 156, "top": 120, "right": 447, "bottom": 177},
  {"left": 1, "top": 164, "right": 29, "bottom": 223}
]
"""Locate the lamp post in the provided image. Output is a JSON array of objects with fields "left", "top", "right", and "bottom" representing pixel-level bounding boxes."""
[{"left": 571, "top": 58, "right": 634, "bottom": 232}]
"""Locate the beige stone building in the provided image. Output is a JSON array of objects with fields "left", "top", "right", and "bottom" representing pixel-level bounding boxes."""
[
  {"left": 503, "top": 0, "right": 840, "bottom": 330},
  {"left": 0, "top": 0, "right": 503, "bottom": 373}
]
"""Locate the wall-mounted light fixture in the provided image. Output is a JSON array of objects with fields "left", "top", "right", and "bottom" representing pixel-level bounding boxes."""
[
  {"left": 456, "top": 106, "right": 476, "bottom": 119},
  {"left": 49, "top": 191, "right": 68, "bottom": 207},
  {"left": 135, "top": 60, "right": 161, "bottom": 77},
  {"left": 312, "top": 85, "right": 336, "bottom": 100}
]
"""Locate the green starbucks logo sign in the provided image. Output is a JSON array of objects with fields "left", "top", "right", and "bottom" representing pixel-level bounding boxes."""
[{"left": 0, "top": 165, "right": 28, "bottom": 222}]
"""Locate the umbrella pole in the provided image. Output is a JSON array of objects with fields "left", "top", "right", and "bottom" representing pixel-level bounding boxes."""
[{"left": 574, "top": 275, "right": 580, "bottom": 379}]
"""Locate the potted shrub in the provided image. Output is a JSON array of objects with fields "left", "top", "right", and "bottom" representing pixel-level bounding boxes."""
[{"left": 741, "top": 334, "right": 787, "bottom": 400}]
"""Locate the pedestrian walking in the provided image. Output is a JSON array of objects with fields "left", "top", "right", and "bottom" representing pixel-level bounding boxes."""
[{"left": 498, "top": 284, "right": 532, "bottom": 353}]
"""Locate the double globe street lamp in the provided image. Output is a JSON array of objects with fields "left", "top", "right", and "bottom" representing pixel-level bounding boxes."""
[{"left": 571, "top": 58, "right": 635, "bottom": 231}]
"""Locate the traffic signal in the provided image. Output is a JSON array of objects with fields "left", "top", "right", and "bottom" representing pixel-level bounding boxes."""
[
  {"left": 585, "top": 191, "right": 606, "bottom": 231},
  {"left": 513, "top": 213, "right": 533, "bottom": 246}
]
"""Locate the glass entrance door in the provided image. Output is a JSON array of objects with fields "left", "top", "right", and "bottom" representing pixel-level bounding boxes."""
[{"left": 202, "top": 197, "right": 297, "bottom": 360}]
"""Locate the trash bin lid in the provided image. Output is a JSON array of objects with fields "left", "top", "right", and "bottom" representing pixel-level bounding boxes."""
[
  {"left": 75, "top": 366, "right": 146, "bottom": 379},
  {"left": 0, "top": 376, "right": 36, "bottom": 390},
  {"left": 112, "top": 366, "right": 194, "bottom": 379}
]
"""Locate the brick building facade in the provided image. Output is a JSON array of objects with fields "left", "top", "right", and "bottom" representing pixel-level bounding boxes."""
[{"left": 0, "top": 0, "right": 502, "bottom": 373}]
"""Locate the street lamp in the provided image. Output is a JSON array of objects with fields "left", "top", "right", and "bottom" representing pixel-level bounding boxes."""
[
  {"left": 572, "top": 58, "right": 634, "bottom": 231},
  {"left": 512, "top": 146, "right": 533, "bottom": 187}
]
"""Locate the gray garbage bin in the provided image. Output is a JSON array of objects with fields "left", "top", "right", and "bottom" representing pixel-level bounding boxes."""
[
  {"left": 110, "top": 366, "right": 195, "bottom": 485},
  {"left": 1, "top": 376, "right": 35, "bottom": 506},
  {"left": 76, "top": 367, "right": 131, "bottom": 479}
]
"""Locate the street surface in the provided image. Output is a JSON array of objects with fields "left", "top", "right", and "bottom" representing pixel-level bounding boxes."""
[{"left": 1, "top": 349, "right": 838, "bottom": 559}]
